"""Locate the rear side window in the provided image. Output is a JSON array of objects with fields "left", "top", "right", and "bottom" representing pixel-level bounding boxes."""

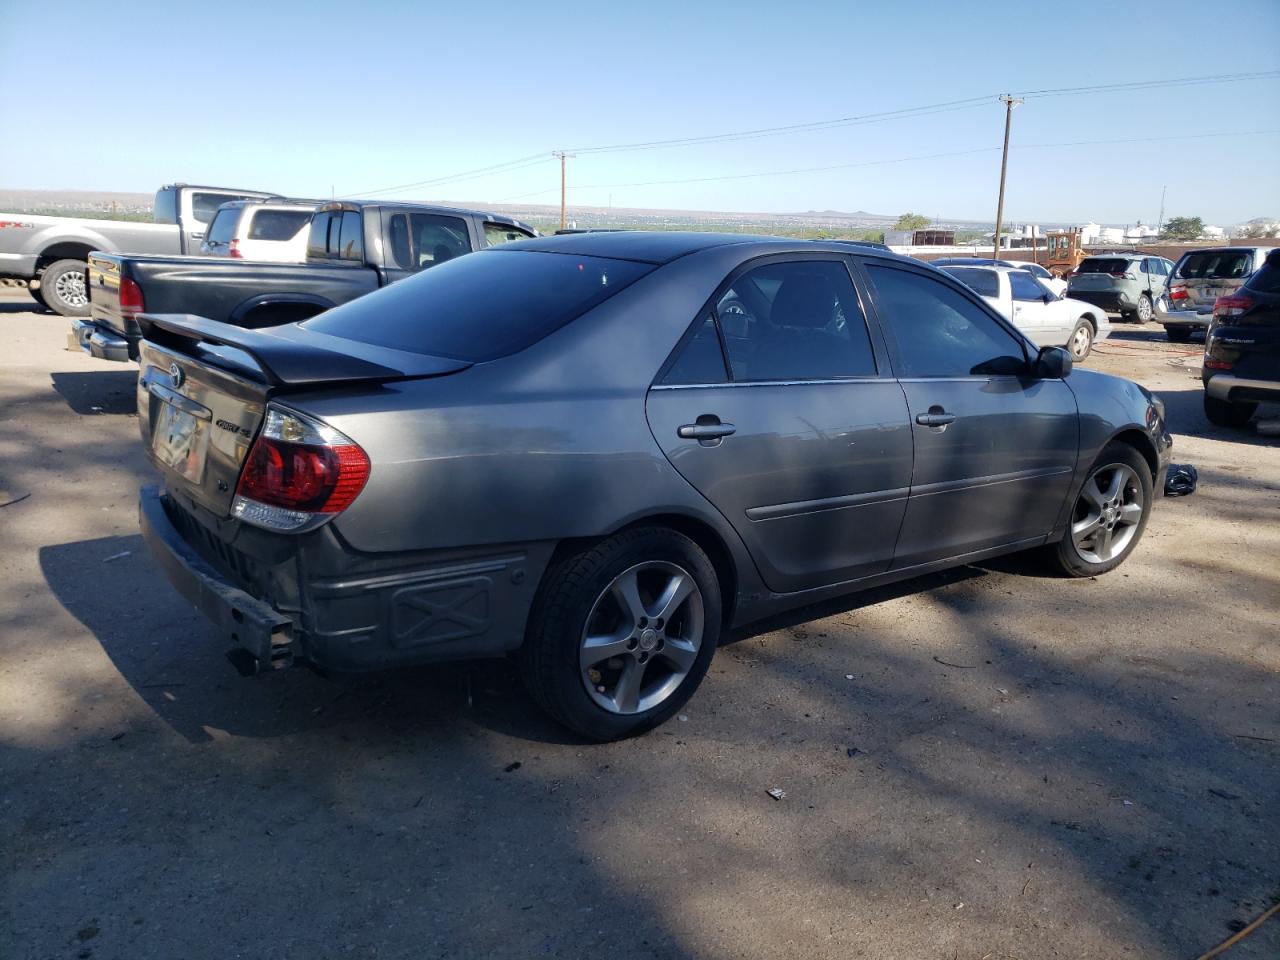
[
  {"left": 337, "top": 211, "right": 363, "bottom": 261},
  {"left": 205, "top": 208, "right": 239, "bottom": 246},
  {"left": 662, "top": 316, "right": 728, "bottom": 385},
  {"left": 385, "top": 213, "right": 471, "bottom": 271},
  {"left": 867, "top": 265, "right": 1026, "bottom": 378},
  {"left": 1175, "top": 251, "right": 1255, "bottom": 280},
  {"left": 942, "top": 267, "right": 999, "bottom": 297},
  {"left": 248, "top": 209, "right": 312, "bottom": 241},
  {"left": 1244, "top": 252, "right": 1280, "bottom": 293},
  {"left": 303, "top": 250, "right": 654, "bottom": 362},
  {"left": 483, "top": 222, "right": 534, "bottom": 247},
  {"left": 307, "top": 211, "right": 339, "bottom": 258},
  {"left": 1076, "top": 258, "right": 1131, "bottom": 275}
]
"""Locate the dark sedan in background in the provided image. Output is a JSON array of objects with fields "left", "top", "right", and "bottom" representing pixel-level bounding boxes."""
[{"left": 133, "top": 233, "right": 1171, "bottom": 740}]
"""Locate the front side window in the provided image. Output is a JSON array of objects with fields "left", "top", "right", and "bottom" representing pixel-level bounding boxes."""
[
  {"left": 712, "top": 260, "right": 877, "bottom": 381},
  {"left": 867, "top": 265, "right": 1027, "bottom": 378},
  {"left": 386, "top": 213, "right": 471, "bottom": 271},
  {"left": 1008, "top": 270, "right": 1046, "bottom": 302}
]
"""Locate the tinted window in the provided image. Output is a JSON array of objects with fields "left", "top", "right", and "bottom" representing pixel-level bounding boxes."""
[
  {"left": 1076, "top": 258, "right": 1132, "bottom": 275},
  {"left": 1008, "top": 270, "right": 1046, "bottom": 301},
  {"left": 386, "top": 213, "right": 471, "bottom": 271},
  {"left": 867, "top": 265, "right": 1027, "bottom": 378},
  {"left": 1025, "top": 263, "right": 1052, "bottom": 280},
  {"left": 1243, "top": 251, "right": 1280, "bottom": 293},
  {"left": 941, "top": 266, "right": 999, "bottom": 297},
  {"left": 303, "top": 250, "right": 653, "bottom": 361},
  {"left": 248, "top": 209, "right": 312, "bottom": 241},
  {"left": 192, "top": 193, "right": 234, "bottom": 224},
  {"left": 1175, "top": 250, "right": 1256, "bottom": 280},
  {"left": 713, "top": 260, "right": 876, "bottom": 381},
  {"left": 205, "top": 208, "right": 239, "bottom": 246},
  {"left": 662, "top": 316, "right": 728, "bottom": 384},
  {"left": 306, "top": 211, "right": 338, "bottom": 259},
  {"left": 337, "top": 211, "right": 363, "bottom": 261},
  {"left": 154, "top": 188, "right": 178, "bottom": 225},
  {"left": 483, "top": 222, "right": 534, "bottom": 247}
]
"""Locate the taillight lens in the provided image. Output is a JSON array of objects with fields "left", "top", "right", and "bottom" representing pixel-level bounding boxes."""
[
  {"left": 1213, "top": 294, "right": 1254, "bottom": 318},
  {"left": 228, "top": 239, "right": 242, "bottom": 259},
  {"left": 232, "top": 407, "right": 370, "bottom": 532},
  {"left": 119, "top": 276, "right": 145, "bottom": 316},
  {"left": 1169, "top": 283, "right": 1187, "bottom": 302}
]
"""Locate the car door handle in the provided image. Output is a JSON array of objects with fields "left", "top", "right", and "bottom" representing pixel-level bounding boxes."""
[
  {"left": 915, "top": 411, "right": 957, "bottom": 427},
  {"left": 678, "top": 420, "right": 736, "bottom": 440}
]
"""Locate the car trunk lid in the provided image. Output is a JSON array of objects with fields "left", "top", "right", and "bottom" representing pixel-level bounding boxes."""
[{"left": 136, "top": 313, "right": 471, "bottom": 517}]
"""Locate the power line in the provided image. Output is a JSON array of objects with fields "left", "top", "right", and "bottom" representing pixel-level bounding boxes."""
[
  {"left": 497, "top": 129, "right": 1280, "bottom": 201},
  {"left": 350, "top": 70, "right": 1279, "bottom": 197}
]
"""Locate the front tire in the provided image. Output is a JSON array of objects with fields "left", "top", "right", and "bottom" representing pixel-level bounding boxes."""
[
  {"left": 1046, "top": 442, "right": 1152, "bottom": 577},
  {"left": 520, "top": 527, "right": 722, "bottom": 741},
  {"left": 1164, "top": 325, "right": 1192, "bottom": 343},
  {"left": 39, "top": 259, "right": 90, "bottom": 317},
  {"left": 1204, "top": 393, "right": 1256, "bottom": 427},
  {"left": 1068, "top": 319, "right": 1094, "bottom": 360}
]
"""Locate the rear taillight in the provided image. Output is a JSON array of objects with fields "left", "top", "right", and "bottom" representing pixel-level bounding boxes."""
[
  {"left": 119, "top": 276, "right": 145, "bottom": 316},
  {"left": 232, "top": 406, "right": 370, "bottom": 532},
  {"left": 1203, "top": 357, "right": 1233, "bottom": 370},
  {"left": 1112, "top": 271, "right": 1134, "bottom": 280},
  {"left": 228, "top": 239, "right": 242, "bottom": 258},
  {"left": 1213, "top": 294, "right": 1254, "bottom": 318},
  {"left": 1169, "top": 283, "right": 1187, "bottom": 302}
]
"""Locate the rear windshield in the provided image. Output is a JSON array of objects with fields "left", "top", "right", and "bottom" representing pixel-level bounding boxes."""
[
  {"left": 302, "top": 250, "right": 654, "bottom": 362},
  {"left": 249, "top": 209, "right": 312, "bottom": 241},
  {"left": 941, "top": 266, "right": 999, "bottom": 297},
  {"left": 1174, "top": 250, "right": 1255, "bottom": 280},
  {"left": 206, "top": 208, "right": 238, "bottom": 246},
  {"left": 1076, "top": 258, "right": 1131, "bottom": 274}
]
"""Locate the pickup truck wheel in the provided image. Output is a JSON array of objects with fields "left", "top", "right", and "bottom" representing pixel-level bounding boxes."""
[
  {"left": 1203, "top": 394, "right": 1257, "bottom": 427},
  {"left": 1046, "top": 442, "right": 1152, "bottom": 578},
  {"left": 1068, "top": 319, "right": 1094, "bottom": 360},
  {"left": 519, "top": 527, "right": 721, "bottom": 741},
  {"left": 27, "top": 283, "right": 48, "bottom": 311},
  {"left": 1164, "top": 326, "right": 1192, "bottom": 343},
  {"left": 39, "top": 259, "right": 90, "bottom": 316}
]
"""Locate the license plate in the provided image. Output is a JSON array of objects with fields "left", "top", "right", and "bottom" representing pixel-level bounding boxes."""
[{"left": 152, "top": 401, "right": 209, "bottom": 483}]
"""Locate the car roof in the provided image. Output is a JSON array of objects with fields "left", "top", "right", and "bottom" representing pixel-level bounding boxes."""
[
  {"left": 498, "top": 231, "right": 910, "bottom": 265},
  {"left": 218, "top": 198, "right": 320, "bottom": 210}
]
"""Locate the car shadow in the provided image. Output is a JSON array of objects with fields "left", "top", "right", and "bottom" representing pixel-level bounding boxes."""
[
  {"left": 49, "top": 370, "right": 138, "bottom": 415},
  {"left": 0, "top": 299, "right": 44, "bottom": 314}
]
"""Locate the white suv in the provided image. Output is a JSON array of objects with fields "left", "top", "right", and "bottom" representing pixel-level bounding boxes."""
[{"left": 200, "top": 200, "right": 318, "bottom": 262}]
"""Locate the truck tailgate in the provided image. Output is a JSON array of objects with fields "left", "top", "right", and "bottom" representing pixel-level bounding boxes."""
[{"left": 87, "top": 252, "right": 130, "bottom": 339}]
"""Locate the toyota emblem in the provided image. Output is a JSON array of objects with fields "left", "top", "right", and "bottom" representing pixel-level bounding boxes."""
[{"left": 169, "top": 362, "right": 184, "bottom": 389}]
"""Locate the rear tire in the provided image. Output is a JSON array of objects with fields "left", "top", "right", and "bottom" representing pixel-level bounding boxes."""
[
  {"left": 39, "top": 259, "right": 90, "bottom": 317},
  {"left": 519, "top": 527, "right": 721, "bottom": 741},
  {"left": 1045, "top": 442, "right": 1152, "bottom": 578},
  {"left": 1164, "top": 325, "right": 1192, "bottom": 343},
  {"left": 1119, "top": 309, "right": 1136, "bottom": 322},
  {"left": 1136, "top": 294, "right": 1154, "bottom": 323},
  {"left": 1068, "top": 319, "right": 1094, "bottom": 360},
  {"left": 1203, "top": 393, "right": 1256, "bottom": 427}
]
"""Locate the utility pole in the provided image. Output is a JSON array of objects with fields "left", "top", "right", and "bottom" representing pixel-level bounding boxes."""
[
  {"left": 1157, "top": 185, "right": 1167, "bottom": 237},
  {"left": 992, "top": 94, "right": 1023, "bottom": 258},
  {"left": 553, "top": 151, "right": 574, "bottom": 230}
]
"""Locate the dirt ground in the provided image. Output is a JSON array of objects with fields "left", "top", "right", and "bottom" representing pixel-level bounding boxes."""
[{"left": 1, "top": 289, "right": 1277, "bottom": 960}]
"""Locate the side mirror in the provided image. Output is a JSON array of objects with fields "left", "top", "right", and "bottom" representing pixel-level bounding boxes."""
[
  {"left": 1042, "top": 292, "right": 1055, "bottom": 303},
  {"left": 1035, "top": 345, "right": 1072, "bottom": 379}
]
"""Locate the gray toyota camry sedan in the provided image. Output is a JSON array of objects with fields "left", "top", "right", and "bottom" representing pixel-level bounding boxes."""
[{"left": 135, "top": 232, "right": 1172, "bottom": 740}]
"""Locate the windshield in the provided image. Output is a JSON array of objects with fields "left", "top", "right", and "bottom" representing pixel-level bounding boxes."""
[
  {"left": 302, "top": 250, "right": 654, "bottom": 362},
  {"left": 1076, "top": 258, "right": 1132, "bottom": 275},
  {"left": 1175, "top": 250, "right": 1255, "bottom": 280}
]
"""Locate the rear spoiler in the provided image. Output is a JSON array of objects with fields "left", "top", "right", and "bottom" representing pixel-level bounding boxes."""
[{"left": 136, "top": 313, "right": 470, "bottom": 387}]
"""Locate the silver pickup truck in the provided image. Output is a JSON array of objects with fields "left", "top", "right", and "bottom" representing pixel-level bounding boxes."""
[{"left": 0, "top": 183, "right": 277, "bottom": 316}]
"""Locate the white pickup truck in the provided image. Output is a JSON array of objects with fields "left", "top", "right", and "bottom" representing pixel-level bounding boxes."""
[
  {"left": 0, "top": 183, "right": 277, "bottom": 316},
  {"left": 939, "top": 263, "right": 1110, "bottom": 360}
]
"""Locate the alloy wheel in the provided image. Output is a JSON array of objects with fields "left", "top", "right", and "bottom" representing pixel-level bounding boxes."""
[
  {"left": 1070, "top": 323, "right": 1093, "bottom": 359},
  {"left": 54, "top": 270, "right": 88, "bottom": 308},
  {"left": 1137, "top": 295, "right": 1153, "bottom": 322},
  {"left": 1070, "top": 463, "right": 1143, "bottom": 564},
  {"left": 580, "top": 561, "right": 704, "bottom": 715}
]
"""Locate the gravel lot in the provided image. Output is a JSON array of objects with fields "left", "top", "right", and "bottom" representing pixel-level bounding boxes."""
[{"left": 1, "top": 289, "right": 1277, "bottom": 960}]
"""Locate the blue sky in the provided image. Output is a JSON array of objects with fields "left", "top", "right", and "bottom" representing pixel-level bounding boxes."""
[{"left": 1, "top": 0, "right": 1277, "bottom": 225}]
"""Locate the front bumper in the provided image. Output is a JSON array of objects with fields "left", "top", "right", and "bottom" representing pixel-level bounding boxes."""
[
  {"left": 140, "top": 485, "right": 294, "bottom": 671},
  {"left": 70, "top": 318, "right": 134, "bottom": 362},
  {"left": 1203, "top": 374, "right": 1280, "bottom": 403}
]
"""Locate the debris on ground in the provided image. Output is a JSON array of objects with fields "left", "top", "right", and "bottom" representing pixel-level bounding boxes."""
[
  {"left": 677, "top": 714, "right": 688, "bottom": 722},
  {"left": 0, "top": 491, "right": 31, "bottom": 508},
  {"left": 102, "top": 550, "right": 131, "bottom": 563},
  {"left": 844, "top": 674, "right": 854, "bottom": 680},
  {"left": 1207, "top": 788, "right": 1241, "bottom": 800},
  {"left": 1164, "top": 463, "right": 1199, "bottom": 496},
  {"left": 766, "top": 787, "right": 786, "bottom": 801},
  {"left": 503, "top": 761, "right": 522, "bottom": 773},
  {"left": 846, "top": 747, "right": 862, "bottom": 758}
]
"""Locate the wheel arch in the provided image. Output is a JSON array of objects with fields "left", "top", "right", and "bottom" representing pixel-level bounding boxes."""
[
  {"left": 1106, "top": 427, "right": 1159, "bottom": 480},
  {"left": 230, "top": 293, "right": 333, "bottom": 328},
  {"left": 35, "top": 242, "right": 95, "bottom": 274}
]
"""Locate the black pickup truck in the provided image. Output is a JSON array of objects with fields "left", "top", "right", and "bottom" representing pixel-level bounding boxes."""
[{"left": 76, "top": 201, "right": 535, "bottom": 362}]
